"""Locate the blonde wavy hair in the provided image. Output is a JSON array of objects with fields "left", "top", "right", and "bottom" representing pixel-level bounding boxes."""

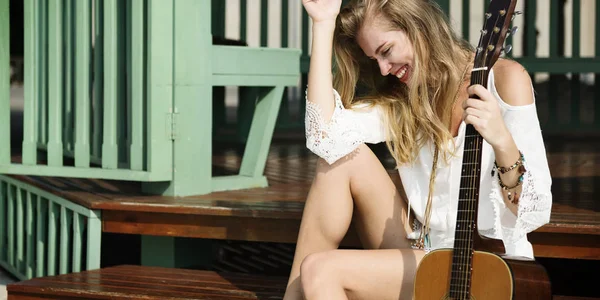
[{"left": 333, "top": 0, "right": 473, "bottom": 165}]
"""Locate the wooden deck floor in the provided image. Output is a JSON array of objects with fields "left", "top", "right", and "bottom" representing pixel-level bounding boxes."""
[{"left": 10, "top": 138, "right": 600, "bottom": 259}]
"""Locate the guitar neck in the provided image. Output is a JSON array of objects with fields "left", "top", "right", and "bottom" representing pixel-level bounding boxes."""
[{"left": 448, "top": 69, "right": 490, "bottom": 297}]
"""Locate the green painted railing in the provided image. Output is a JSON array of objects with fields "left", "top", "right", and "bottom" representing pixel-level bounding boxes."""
[
  {"left": 1, "top": 0, "right": 300, "bottom": 196},
  {"left": 0, "top": 175, "right": 101, "bottom": 280},
  {"left": 0, "top": 0, "right": 173, "bottom": 181}
]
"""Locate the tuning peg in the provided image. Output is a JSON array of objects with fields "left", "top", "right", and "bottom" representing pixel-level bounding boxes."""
[
  {"left": 507, "top": 26, "right": 519, "bottom": 37},
  {"left": 502, "top": 45, "right": 513, "bottom": 54}
]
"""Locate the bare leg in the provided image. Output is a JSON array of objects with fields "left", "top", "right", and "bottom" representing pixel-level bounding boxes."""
[
  {"left": 283, "top": 145, "right": 415, "bottom": 300},
  {"left": 301, "top": 249, "right": 426, "bottom": 300}
]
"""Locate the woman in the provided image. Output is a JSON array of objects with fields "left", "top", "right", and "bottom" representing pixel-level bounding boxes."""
[{"left": 284, "top": 0, "right": 553, "bottom": 299}]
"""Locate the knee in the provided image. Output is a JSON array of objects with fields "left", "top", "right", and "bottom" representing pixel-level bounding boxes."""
[{"left": 299, "top": 251, "right": 341, "bottom": 298}]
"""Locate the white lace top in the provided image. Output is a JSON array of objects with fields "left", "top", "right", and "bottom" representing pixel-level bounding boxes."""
[{"left": 305, "top": 70, "right": 553, "bottom": 259}]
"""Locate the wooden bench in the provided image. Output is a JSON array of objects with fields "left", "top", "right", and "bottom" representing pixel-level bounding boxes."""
[{"left": 6, "top": 265, "right": 599, "bottom": 300}]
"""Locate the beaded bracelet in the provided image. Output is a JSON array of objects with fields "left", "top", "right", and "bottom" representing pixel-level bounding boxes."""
[
  {"left": 494, "top": 151, "right": 525, "bottom": 174},
  {"left": 496, "top": 151, "right": 527, "bottom": 204}
]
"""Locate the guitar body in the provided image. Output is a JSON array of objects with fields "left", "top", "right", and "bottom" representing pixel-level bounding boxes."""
[{"left": 414, "top": 249, "right": 551, "bottom": 299}]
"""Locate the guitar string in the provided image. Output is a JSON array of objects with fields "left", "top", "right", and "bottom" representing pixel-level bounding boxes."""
[{"left": 461, "top": 12, "right": 503, "bottom": 298}]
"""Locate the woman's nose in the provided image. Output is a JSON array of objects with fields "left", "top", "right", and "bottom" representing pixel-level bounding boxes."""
[{"left": 378, "top": 59, "right": 391, "bottom": 76}]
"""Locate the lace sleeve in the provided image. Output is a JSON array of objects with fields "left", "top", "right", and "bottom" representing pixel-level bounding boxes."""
[
  {"left": 490, "top": 103, "right": 553, "bottom": 244},
  {"left": 305, "top": 89, "right": 387, "bottom": 164}
]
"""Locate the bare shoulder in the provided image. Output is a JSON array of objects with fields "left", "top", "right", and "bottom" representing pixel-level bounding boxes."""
[{"left": 492, "top": 58, "right": 534, "bottom": 106}]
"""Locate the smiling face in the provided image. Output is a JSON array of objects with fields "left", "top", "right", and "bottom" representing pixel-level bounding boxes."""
[{"left": 356, "top": 17, "right": 415, "bottom": 84}]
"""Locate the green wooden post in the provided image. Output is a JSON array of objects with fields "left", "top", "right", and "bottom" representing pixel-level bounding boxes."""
[
  {"left": 74, "top": 0, "right": 91, "bottom": 167},
  {"left": 22, "top": 0, "right": 38, "bottom": 165},
  {"left": 85, "top": 214, "right": 102, "bottom": 270},
  {"left": 170, "top": 0, "right": 212, "bottom": 196},
  {"left": 0, "top": 0, "right": 8, "bottom": 165},
  {"left": 48, "top": 0, "right": 64, "bottom": 166},
  {"left": 141, "top": 0, "right": 174, "bottom": 194},
  {"left": 102, "top": 0, "right": 119, "bottom": 169},
  {"left": 59, "top": 206, "right": 70, "bottom": 274}
]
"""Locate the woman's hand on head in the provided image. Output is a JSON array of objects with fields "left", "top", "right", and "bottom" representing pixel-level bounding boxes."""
[
  {"left": 462, "top": 85, "right": 511, "bottom": 148},
  {"left": 302, "top": 0, "right": 342, "bottom": 24}
]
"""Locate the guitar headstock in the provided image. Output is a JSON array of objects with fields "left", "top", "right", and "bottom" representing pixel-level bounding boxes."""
[{"left": 474, "top": 0, "right": 519, "bottom": 71}]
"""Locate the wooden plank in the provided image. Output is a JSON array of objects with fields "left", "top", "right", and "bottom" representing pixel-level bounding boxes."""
[{"left": 8, "top": 265, "right": 287, "bottom": 299}]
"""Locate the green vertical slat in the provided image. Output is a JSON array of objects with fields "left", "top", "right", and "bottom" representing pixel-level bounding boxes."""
[
  {"left": 72, "top": 213, "right": 83, "bottom": 272},
  {"left": 240, "top": 0, "right": 247, "bottom": 42},
  {"left": 129, "top": 0, "right": 144, "bottom": 170},
  {"left": 462, "top": 0, "right": 470, "bottom": 42},
  {"left": 36, "top": 197, "right": 46, "bottom": 277},
  {"left": 47, "top": 202, "right": 58, "bottom": 276},
  {"left": 525, "top": 0, "right": 537, "bottom": 57},
  {"left": 93, "top": 0, "right": 104, "bottom": 159},
  {"left": 39, "top": 0, "right": 48, "bottom": 146},
  {"left": 144, "top": 0, "right": 173, "bottom": 181},
  {"left": 7, "top": 185, "right": 14, "bottom": 266},
  {"left": 25, "top": 192, "right": 35, "bottom": 279},
  {"left": 48, "top": 0, "right": 64, "bottom": 166},
  {"left": 102, "top": 0, "right": 118, "bottom": 169},
  {"left": 35, "top": 197, "right": 48, "bottom": 277},
  {"left": 548, "top": 0, "right": 559, "bottom": 126},
  {"left": 59, "top": 206, "right": 70, "bottom": 274},
  {"left": 86, "top": 215, "right": 101, "bottom": 270},
  {"left": 0, "top": 182, "right": 5, "bottom": 261},
  {"left": 570, "top": 0, "right": 580, "bottom": 126},
  {"left": 75, "top": 0, "right": 91, "bottom": 167},
  {"left": 0, "top": 0, "right": 9, "bottom": 165},
  {"left": 260, "top": 0, "right": 268, "bottom": 47},
  {"left": 62, "top": 0, "right": 73, "bottom": 152},
  {"left": 16, "top": 189, "right": 24, "bottom": 273},
  {"left": 22, "top": 0, "right": 38, "bottom": 165}
]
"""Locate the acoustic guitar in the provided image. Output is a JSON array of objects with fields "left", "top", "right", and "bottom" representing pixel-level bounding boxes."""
[{"left": 412, "top": 0, "right": 551, "bottom": 299}]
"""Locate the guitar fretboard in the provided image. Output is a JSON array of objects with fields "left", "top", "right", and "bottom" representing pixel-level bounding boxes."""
[{"left": 448, "top": 69, "right": 488, "bottom": 299}]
